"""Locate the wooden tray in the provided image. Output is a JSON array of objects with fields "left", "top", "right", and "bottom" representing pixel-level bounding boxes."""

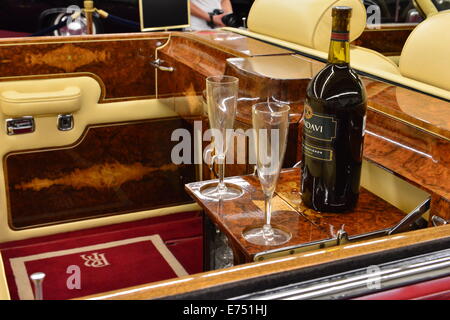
[{"left": 186, "top": 168, "right": 406, "bottom": 263}]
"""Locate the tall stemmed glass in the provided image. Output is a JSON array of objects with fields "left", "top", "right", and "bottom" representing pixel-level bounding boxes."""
[
  {"left": 243, "top": 102, "right": 291, "bottom": 246},
  {"left": 200, "top": 75, "right": 243, "bottom": 201}
]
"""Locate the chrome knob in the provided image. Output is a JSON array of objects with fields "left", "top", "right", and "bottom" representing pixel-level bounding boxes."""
[
  {"left": 432, "top": 215, "right": 449, "bottom": 227},
  {"left": 242, "top": 17, "right": 247, "bottom": 29},
  {"left": 30, "top": 272, "right": 46, "bottom": 300},
  {"left": 336, "top": 225, "right": 349, "bottom": 245}
]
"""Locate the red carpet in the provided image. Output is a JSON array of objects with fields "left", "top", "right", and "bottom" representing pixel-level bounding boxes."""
[{"left": 1, "top": 211, "right": 203, "bottom": 300}]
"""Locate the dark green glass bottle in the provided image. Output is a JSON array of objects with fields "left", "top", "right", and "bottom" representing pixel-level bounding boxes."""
[{"left": 301, "top": 6, "right": 367, "bottom": 213}]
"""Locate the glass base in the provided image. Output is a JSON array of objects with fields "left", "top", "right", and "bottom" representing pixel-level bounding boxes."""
[
  {"left": 199, "top": 182, "right": 243, "bottom": 201},
  {"left": 243, "top": 225, "right": 292, "bottom": 246}
]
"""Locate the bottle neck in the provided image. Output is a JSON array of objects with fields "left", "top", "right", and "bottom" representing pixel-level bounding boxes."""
[{"left": 328, "top": 32, "right": 350, "bottom": 65}]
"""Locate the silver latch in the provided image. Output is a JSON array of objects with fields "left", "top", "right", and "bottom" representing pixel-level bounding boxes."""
[
  {"left": 335, "top": 225, "right": 349, "bottom": 245},
  {"left": 150, "top": 58, "right": 174, "bottom": 72},
  {"left": 6, "top": 116, "right": 35, "bottom": 135},
  {"left": 57, "top": 114, "right": 74, "bottom": 131}
]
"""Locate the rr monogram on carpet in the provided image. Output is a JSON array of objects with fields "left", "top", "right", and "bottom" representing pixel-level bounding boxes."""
[{"left": 80, "top": 253, "right": 110, "bottom": 268}]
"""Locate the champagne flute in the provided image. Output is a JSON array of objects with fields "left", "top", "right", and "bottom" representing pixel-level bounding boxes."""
[
  {"left": 243, "top": 102, "right": 291, "bottom": 246},
  {"left": 200, "top": 75, "right": 243, "bottom": 201}
]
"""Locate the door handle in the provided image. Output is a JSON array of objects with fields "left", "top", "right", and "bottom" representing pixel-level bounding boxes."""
[{"left": 150, "top": 59, "right": 174, "bottom": 72}]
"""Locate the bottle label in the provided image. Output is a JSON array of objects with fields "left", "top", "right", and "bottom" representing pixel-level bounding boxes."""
[
  {"left": 303, "top": 105, "right": 337, "bottom": 142},
  {"left": 331, "top": 31, "right": 349, "bottom": 42},
  {"left": 303, "top": 143, "right": 333, "bottom": 161}
]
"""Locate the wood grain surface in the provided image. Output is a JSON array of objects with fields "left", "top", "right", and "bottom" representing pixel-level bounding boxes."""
[
  {"left": 5, "top": 118, "right": 197, "bottom": 229},
  {"left": 0, "top": 34, "right": 170, "bottom": 100},
  {"left": 353, "top": 24, "right": 415, "bottom": 56}
]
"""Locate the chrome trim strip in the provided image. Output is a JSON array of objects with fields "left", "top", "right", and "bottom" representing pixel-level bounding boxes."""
[{"left": 233, "top": 249, "right": 450, "bottom": 300}]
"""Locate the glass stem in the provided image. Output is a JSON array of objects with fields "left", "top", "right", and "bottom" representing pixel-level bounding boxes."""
[
  {"left": 217, "top": 154, "right": 227, "bottom": 193},
  {"left": 263, "top": 193, "right": 275, "bottom": 240}
]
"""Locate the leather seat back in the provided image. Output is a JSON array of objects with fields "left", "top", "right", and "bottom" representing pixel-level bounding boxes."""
[
  {"left": 414, "top": 0, "right": 439, "bottom": 17},
  {"left": 399, "top": 10, "right": 450, "bottom": 91},
  {"left": 247, "top": 0, "right": 367, "bottom": 52}
]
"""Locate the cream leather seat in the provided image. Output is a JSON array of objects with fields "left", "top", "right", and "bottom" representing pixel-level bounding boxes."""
[
  {"left": 399, "top": 10, "right": 450, "bottom": 92},
  {"left": 223, "top": 0, "right": 450, "bottom": 100},
  {"left": 244, "top": 0, "right": 400, "bottom": 75}
]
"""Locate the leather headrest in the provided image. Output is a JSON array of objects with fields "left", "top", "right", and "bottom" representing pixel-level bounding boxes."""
[
  {"left": 399, "top": 10, "right": 450, "bottom": 91},
  {"left": 247, "top": 0, "right": 367, "bottom": 52}
]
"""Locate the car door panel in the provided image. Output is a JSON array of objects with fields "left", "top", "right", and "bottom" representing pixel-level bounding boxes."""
[{"left": 0, "top": 34, "right": 202, "bottom": 243}]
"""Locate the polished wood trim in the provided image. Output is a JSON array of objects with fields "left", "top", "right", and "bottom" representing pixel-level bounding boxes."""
[
  {"left": 0, "top": 32, "right": 171, "bottom": 45},
  {"left": 80, "top": 224, "right": 450, "bottom": 300},
  {"left": 364, "top": 23, "right": 418, "bottom": 31}
]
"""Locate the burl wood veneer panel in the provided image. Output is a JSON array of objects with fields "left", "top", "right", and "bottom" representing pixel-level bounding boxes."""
[
  {"left": 5, "top": 118, "right": 197, "bottom": 229},
  {"left": 156, "top": 31, "right": 293, "bottom": 98},
  {"left": 276, "top": 169, "right": 406, "bottom": 236},
  {"left": 430, "top": 196, "right": 450, "bottom": 223},
  {"left": 157, "top": 35, "right": 235, "bottom": 98},
  {"left": 0, "top": 35, "right": 168, "bottom": 100},
  {"left": 363, "top": 79, "right": 450, "bottom": 140}
]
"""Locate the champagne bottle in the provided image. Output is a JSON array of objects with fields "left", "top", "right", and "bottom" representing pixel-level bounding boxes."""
[{"left": 301, "top": 6, "right": 367, "bottom": 213}]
